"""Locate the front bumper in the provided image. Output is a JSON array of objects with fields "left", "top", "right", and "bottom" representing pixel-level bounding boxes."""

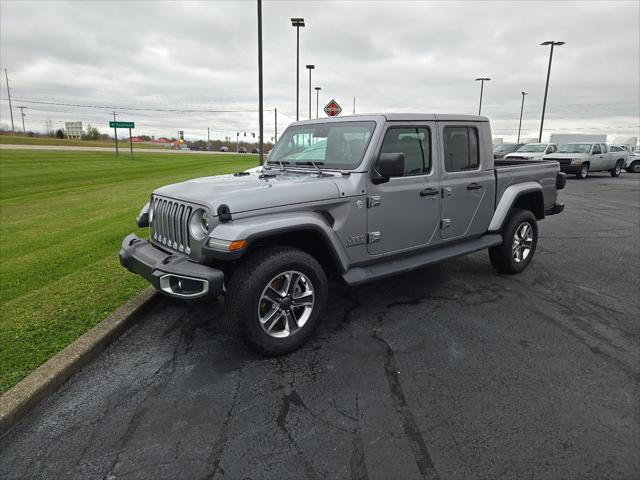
[
  {"left": 119, "top": 234, "right": 224, "bottom": 299},
  {"left": 559, "top": 164, "right": 582, "bottom": 174}
]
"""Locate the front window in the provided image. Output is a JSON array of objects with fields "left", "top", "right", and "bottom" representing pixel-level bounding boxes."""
[
  {"left": 558, "top": 143, "right": 592, "bottom": 154},
  {"left": 517, "top": 144, "right": 547, "bottom": 153},
  {"left": 269, "top": 121, "right": 376, "bottom": 169}
]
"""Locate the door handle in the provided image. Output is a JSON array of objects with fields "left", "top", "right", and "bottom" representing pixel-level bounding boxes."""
[
  {"left": 467, "top": 182, "right": 483, "bottom": 190},
  {"left": 420, "top": 187, "right": 439, "bottom": 197}
]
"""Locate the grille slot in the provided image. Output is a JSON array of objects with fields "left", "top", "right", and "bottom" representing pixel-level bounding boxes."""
[{"left": 151, "top": 196, "right": 193, "bottom": 254}]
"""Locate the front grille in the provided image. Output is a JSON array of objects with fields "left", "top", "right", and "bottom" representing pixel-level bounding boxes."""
[
  {"left": 547, "top": 158, "right": 571, "bottom": 166},
  {"left": 150, "top": 196, "right": 193, "bottom": 254}
]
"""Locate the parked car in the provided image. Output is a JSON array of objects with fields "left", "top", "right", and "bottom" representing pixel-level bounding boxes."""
[
  {"left": 625, "top": 151, "right": 640, "bottom": 173},
  {"left": 238, "top": 147, "right": 248, "bottom": 154},
  {"left": 544, "top": 143, "right": 624, "bottom": 179},
  {"left": 493, "top": 142, "right": 525, "bottom": 159},
  {"left": 251, "top": 148, "right": 260, "bottom": 154},
  {"left": 220, "top": 146, "right": 230, "bottom": 152},
  {"left": 120, "top": 113, "right": 565, "bottom": 355},
  {"left": 504, "top": 143, "right": 558, "bottom": 160}
]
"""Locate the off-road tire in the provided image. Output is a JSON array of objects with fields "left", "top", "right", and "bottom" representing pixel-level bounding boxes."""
[
  {"left": 489, "top": 208, "right": 538, "bottom": 274},
  {"left": 576, "top": 164, "right": 589, "bottom": 179},
  {"left": 610, "top": 161, "right": 622, "bottom": 177},
  {"left": 225, "top": 246, "right": 328, "bottom": 356}
]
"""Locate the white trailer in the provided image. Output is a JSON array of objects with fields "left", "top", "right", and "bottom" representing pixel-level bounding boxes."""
[{"left": 550, "top": 133, "right": 607, "bottom": 147}]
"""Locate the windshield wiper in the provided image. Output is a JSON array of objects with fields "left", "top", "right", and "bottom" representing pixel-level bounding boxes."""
[
  {"left": 295, "top": 161, "right": 325, "bottom": 175},
  {"left": 266, "top": 160, "right": 290, "bottom": 170}
]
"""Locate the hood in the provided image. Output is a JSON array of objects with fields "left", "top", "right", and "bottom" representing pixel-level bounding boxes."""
[
  {"left": 543, "top": 153, "right": 589, "bottom": 159},
  {"left": 153, "top": 169, "right": 341, "bottom": 216},
  {"left": 504, "top": 151, "right": 545, "bottom": 159}
]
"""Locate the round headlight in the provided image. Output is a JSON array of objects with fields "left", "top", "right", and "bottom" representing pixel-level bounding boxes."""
[{"left": 189, "top": 209, "right": 210, "bottom": 240}]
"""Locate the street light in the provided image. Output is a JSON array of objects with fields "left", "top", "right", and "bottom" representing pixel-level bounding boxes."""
[
  {"left": 257, "top": 0, "right": 264, "bottom": 164},
  {"left": 306, "top": 64, "right": 315, "bottom": 119},
  {"left": 315, "top": 86, "right": 321, "bottom": 118},
  {"left": 539, "top": 40, "right": 565, "bottom": 142},
  {"left": 518, "top": 91, "right": 527, "bottom": 143},
  {"left": 291, "top": 17, "right": 305, "bottom": 121},
  {"left": 475, "top": 77, "right": 490, "bottom": 115}
]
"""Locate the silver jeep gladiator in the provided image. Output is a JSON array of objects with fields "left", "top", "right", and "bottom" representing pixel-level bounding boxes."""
[{"left": 120, "top": 114, "right": 565, "bottom": 355}]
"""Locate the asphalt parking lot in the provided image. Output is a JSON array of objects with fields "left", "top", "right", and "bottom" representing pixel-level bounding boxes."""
[{"left": 1, "top": 172, "right": 638, "bottom": 480}]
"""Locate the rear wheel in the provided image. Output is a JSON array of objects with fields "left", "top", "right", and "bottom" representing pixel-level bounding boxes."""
[
  {"left": 225, "top": 246, "right": 328, "bottom": 356},
  {"left": 489, "top": 208, "right": 538, "bottom": 274},
  {"left": 610, "top": 161, "right": 622, "bottom": 177},
  {"left": 576, "top": 164, "right": 589, "bottom": 179}
]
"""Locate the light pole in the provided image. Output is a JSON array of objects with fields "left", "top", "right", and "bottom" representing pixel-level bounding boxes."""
[
  {"left": 539, "top": 40, "right": 565, "bottom": 142},
  {"left": 257, "top": 0, "right": 264, "bottom": 164},
  {"left": 306, "top": 64, "right": 315, "bottom": 119},
  {"left": 315, "top": 87, "right": 321, "bottom": 118},
  {"left": 475, "top": 77, "right": 490, "bottom": 115},
  {"left": 291, "top": 17, "right": 305, "bottom": 121},
  {"left": 517, "top": 91, "right": 527, "bottom": 143}
]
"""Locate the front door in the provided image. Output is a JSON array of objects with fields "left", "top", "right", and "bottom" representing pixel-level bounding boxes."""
[
  {"left": 438, "top": 123, "right": 494, "bottom": 240},
  {"left": 366, "top": 123, "right": 441, "bottom": 255}
]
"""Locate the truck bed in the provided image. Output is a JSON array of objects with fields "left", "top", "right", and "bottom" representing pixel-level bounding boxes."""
[{"left": 494, "top": 159, "right": 561, "bottom": 212}]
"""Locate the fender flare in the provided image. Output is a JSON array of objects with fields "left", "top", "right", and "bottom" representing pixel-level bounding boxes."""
[
  {"left": 208, "top": 211, "right": 349, "bottom": 272},
  {"left": 488, "top": 182, "right": 543, "bottom": 232}
]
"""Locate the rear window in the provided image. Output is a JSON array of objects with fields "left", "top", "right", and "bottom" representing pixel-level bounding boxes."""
[{"left": 444, "top": 127, "right": 479, "bottom": 172}]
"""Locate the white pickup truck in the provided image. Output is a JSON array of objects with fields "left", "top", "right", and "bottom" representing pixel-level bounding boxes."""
[
  {"left": 544, "top": 142, "right": 625, "bottom": 179},
  {"left": 504, "top": 143, "right": 558, "bottom": 160}
]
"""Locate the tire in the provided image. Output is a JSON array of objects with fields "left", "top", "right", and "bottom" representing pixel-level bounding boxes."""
[
  {"left": 610, "top": 161, "right": 622, "bottom": 177},
  {"left": 576, "top": 163, "right": 589, "bottom": 179},
  {"left": 489, "top": 208, "right": 538, "bottom": 274},
  {"left": 225, "top": 246, "right": 328, "bottom": 356},
  {"left": 627, "top": 161, "right": 640, "bottom": 174}
]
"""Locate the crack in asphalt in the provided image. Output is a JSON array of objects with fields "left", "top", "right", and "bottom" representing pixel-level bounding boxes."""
[
  {"left": 348, "top": 394, "right": 369, "bottom": 480},
  {"left": 372, "top": 330, "right": 440, "bottom": 480}
]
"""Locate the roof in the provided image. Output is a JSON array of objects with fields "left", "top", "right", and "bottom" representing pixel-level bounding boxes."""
[{"left": 293, "top": 113, "right": 488, "bottom": 125}]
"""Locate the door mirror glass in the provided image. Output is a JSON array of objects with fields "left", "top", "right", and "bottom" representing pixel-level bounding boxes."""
[{"left": 374, "top": 153, "right": 405, "bottom": 183}]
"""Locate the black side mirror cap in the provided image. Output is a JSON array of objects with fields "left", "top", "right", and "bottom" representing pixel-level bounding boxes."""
[{"left": 373, "top": 153, "right": 404, "bottom": 184}]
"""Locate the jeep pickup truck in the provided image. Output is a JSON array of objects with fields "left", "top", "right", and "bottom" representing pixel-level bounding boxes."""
[{"left": 120, "top": 114, "right": 565, "bottom": 355}]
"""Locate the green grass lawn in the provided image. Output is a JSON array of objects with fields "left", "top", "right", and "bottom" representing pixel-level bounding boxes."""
[
  {"left": 0, "top": 135, "right": 162, "bottom": 149},
  {"left": 0, "top": 149, "right": 255, "bottom": 393}
]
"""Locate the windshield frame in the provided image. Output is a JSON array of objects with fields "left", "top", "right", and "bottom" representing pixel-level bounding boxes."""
[{"left": 268, "top": 120, "right": 377, "bottom": 171}]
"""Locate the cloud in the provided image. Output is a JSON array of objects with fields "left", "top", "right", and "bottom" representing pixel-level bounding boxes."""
[{"left": 0, "top": 0, "right": 638, "bottom": 142}]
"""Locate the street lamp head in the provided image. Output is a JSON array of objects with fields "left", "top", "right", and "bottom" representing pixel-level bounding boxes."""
[
  {"left": 291, "top": 17, "right": 305, "bottom": 27},
  {"left": 306, "top": 64, "right": 315, "bottom": 70},
  {"left": 541, "top": 41, "right": 565, "bottom": 46},
  {"left": 522, "top": 91, "right": 527, "bottom": 96},
  {"left": 315, "top": 86, "right": 321, "bottom": 91},
  {"left": 475, "top": 77, "right": 491, "bottom": 81}
]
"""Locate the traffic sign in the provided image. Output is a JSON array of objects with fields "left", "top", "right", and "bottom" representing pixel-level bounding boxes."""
[
  {"left": 109, "top": 121, "right": 135, "bottom": 129},
  {"left": 324, "top": 99, "right": 342, "bottom": 117}
]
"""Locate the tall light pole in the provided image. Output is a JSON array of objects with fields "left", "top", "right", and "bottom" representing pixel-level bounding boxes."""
[
  {"left": 475, "top": 77, "right": 490, "bottom": 115},
  {"left": 517, "top": 91, "right": 527, "bottom": 143},
  {"left": 306, "top": 64, "right": 315, "bottom": 119},
  {"left": 291, "top": 17, "right": 305, "bottom": 121},
  {"left": 257, "top": 0, "right": 264, "bottom": 164},
  {"left": 315, "top": 87, "right": 321, "bottom": 118},
  {"left": 539, "top": 40, "right": 565, "bottom": 142}
]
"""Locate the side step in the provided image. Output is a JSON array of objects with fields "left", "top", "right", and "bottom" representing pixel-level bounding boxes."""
[{"left": 342, "top": 234, "right": 502, "bottom": 286}]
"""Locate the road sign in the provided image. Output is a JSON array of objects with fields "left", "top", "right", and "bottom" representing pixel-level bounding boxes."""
[
  {"left": 109, "top": 121, "right": 135, "bottom": 129},
  {"left": 324, "top": 99, "right": 342, "bottom": 117}
]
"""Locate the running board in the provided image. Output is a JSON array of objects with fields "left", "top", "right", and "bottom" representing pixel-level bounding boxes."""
[{"left": 342, "top": 234, "right": 503, "bottom": 286}]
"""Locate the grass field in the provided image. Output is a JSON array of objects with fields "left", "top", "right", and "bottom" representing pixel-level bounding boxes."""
[
  {"left": 0, "top": 149, "right": 255, "bottom": 393},
  {"left": 0, "top": 135, "right": 162, "bottom": 149}
]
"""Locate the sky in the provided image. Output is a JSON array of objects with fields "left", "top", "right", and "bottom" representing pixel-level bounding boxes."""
[{"left": 0, "top": 0, "right": 639, "bottom": 143}]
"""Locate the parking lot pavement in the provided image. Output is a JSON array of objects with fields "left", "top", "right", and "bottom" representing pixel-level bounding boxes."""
[{"left": 1, "top": 173, "right": 638, "bottom": 480}]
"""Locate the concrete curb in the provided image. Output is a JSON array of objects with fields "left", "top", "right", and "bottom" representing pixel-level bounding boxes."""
[{"left": 0, "top": 287, "right": 159, "bottom": 437}]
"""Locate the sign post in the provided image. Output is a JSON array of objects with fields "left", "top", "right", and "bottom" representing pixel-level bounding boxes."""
[
  {"left": 324, "top": 99, "right": 342, "bottom": 117},
  {"left": 109, "top": 121, "right": 135, "bottom": 158}
]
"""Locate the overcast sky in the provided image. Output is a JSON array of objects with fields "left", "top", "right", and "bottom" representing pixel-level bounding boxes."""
[{"left": 1, "top": 0, "right": 638, "bottom": 142}]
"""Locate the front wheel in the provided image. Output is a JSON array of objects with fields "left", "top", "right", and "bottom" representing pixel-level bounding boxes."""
[
  {"left": 627, "top": 161, "right": 640, "bottom": 174},
  {"left": 576, "top": 164, "right": 589, "bottom": 179},
  {"left": 225, "top": 246, "right": 328, "bottom": 356},
  {"left": 489, "top": 208, "right": 538, "bottom": 274},
  {"left": 610, "top": 161, "right": 622, "bottom": 177}
]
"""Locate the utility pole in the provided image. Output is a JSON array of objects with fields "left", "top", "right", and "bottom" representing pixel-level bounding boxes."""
[
  {"left": 517, "top": 91, "right": 527, "bottom": 143},
  {"left": 257, "top": 0, "right": 264, "bottom": 165},
  {"left": 4, "top": 69, "right": 15, "bottom": 132},
  {"left": 353, "top": 96, "right": 355, "bottom": 115},
  {"left": 274, "top": 108, "right": 278, "bottom": 143},
  {"left": 539, "top": 41, "right": 565, "bottom": 142},
  {"left": 475, "top": 77, "right": 490, "bottom": 115},
  {"left": 17, "top": 106, "right": 27, "bottom": 134},
  {"left": 128, "top": 127, "right": 133, "bottom": 159},
  {"left": 207, "top": 127, "right": 210, "bottom": 151},
  {"left": 112, "top": 112, "right": 119, "bottom": 156}
]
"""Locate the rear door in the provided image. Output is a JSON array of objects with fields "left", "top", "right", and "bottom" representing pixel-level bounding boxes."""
[
  {"left": 366, "top": 122, "right": 441, "bottom": 255},
  {"left": 438, "top": 122, "right": 494, "bottom": 240}
]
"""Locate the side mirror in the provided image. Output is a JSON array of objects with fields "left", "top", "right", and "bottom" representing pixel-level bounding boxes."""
[{"left": 373, "top": 153, "right": 404, "bottom": 184}]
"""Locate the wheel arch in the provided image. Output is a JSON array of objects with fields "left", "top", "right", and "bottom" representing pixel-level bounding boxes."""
[{"left": 488, "top": 182, "right": 544, "bottom": 232}]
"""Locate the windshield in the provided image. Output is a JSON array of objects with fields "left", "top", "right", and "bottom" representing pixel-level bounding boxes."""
[
  {"left": 517, "top": 144, "right": 547, "bottom": 153},
  {"left": 494, "top": 143, "right": 518, "bottom": 152},
  {"left": 558, "top": 143, "right": 592, "bottom": 154},
  {"left": 269, "top": 121, "right": 376, "bottom": 169}
]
